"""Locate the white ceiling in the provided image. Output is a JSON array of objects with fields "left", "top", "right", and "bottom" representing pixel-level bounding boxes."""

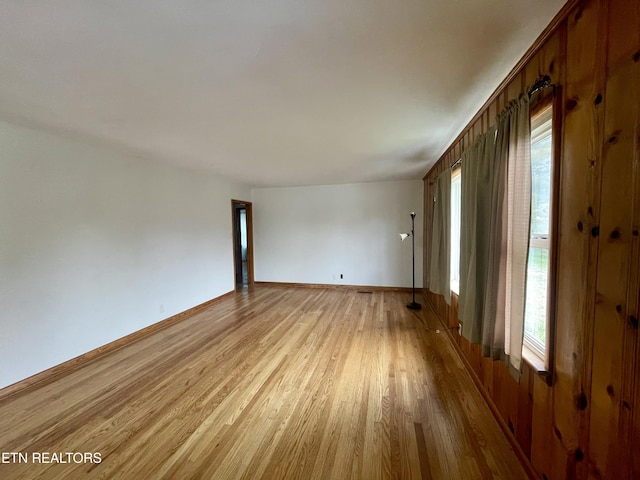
[{"left": 0, "top": 0, "right": 565, "bottom": 187}]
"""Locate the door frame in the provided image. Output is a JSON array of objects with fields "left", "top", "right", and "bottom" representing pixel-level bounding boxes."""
[{"left": 231, "top": 199, "right": 254, "bottom": 290}]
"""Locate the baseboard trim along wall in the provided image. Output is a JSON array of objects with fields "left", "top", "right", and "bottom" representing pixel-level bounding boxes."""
[
  {"left": 0, "top": 290, "right": 235, "bottom": 402},
  {"left": 255, "top": 281, "right": 413, "bottom": 293}
]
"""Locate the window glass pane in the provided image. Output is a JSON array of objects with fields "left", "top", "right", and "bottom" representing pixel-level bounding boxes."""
[
  {"left": 530, "top": 119, "right": 552, "bottom": 236},
  {"left": 524, "top": 246, "right": 548, "bottom": 351},
  {"left": 450, "top": 169, "right": 461, "bottom": 293},
  {"left": 524, "top": 105, "right": 553, "bottom": 364}
]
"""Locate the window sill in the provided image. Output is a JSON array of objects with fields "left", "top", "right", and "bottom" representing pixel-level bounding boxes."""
[{"left": 522, "top": 344, "right": 552, "bottom": 385}]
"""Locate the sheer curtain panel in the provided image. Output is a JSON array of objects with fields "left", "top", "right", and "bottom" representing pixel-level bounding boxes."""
[{"left": 501, "top": 95, "right": 531, "bottom": 374}]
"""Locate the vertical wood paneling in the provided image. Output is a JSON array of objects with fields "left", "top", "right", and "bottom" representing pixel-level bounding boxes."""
[
  {"left": 473, "top": 119, "right": 481, "bottom": 143},
  {"left": 504, "top": 373, "right": 520, "bottom": 446},
  {"left": 482, "top": 358, "right": 494, "bottom": 396},
  {"left": 524, "top": 50, "right": 543, "bottom": 87},
  {"left": 516, "top": 365, "right": 533, "bottom": 458},
  {"left": 492, "top": 362, "right": 506, "bottom": 427},
  {"left": 448, "top": 293, "right": 459, "bottom": 329},
  {"left": 531, "top": 374, "right": 553, "bottom": 478},
  {"left": 630, "top": 35, "right": 640, "bottom": 476},
  {"left": 588, "top": 1, "right": 640, "bottom": 478},
  {"left": 506, "top": 72, "right": 523, "bottom": 102},
  {"left": 552, "top": 2, "right": 604, "bottom": 478},
  {"left": 541, "top": 29, "right": 562, "bottom": 80},
  {"left": 422, "top": 2, "right": 638, "bottom": 478},
  {"left": 493, "top": 94, "right": 500, "bottom": 116},
  {"left": 488, "top": 100, "right": 497, "bottom": 130}
]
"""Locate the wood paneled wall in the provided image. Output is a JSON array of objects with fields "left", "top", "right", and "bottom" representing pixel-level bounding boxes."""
[{"left": 422, "top": 1, "right": 640, "bottom": 479}]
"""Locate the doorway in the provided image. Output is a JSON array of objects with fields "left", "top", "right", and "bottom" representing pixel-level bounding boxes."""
[{"left": 231, "top": 199, "right": 254, "bottom": 290}]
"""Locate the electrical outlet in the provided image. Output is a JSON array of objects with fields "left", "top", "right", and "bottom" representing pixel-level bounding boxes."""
[{"left": 340, "top": 273, "right": 343, "bottom": 279}]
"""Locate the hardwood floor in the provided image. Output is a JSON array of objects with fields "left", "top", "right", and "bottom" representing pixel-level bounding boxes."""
[{"left": 0, "top": 286, "right": 529, "bottom": 479}]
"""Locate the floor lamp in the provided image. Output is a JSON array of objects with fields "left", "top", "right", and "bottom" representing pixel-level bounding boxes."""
[{"left": 400, "top": 212, "right": 421, "bottom": 310}]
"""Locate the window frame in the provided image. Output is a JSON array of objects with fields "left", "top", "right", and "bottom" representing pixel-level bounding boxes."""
[{"left": 522, "top": 94, "right": 559, "bottom": 381}]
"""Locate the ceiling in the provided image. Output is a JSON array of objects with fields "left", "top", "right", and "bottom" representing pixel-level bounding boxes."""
[{"left": 0, "top": 0, "right": 565, "bottom": 187}]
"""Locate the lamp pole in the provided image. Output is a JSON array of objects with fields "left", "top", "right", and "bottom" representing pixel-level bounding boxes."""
[{"left": 407, "top": 212, "right": 421, "bottom": 310}]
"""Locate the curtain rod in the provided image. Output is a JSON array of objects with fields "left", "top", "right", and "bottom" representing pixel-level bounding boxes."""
[
  {"left": 528, "top": 74, "right": 556, "bottom": 97},
  {"left": 428, "top": 159, "right": 461, "bottom": 184},
  {"left": 429, "top": 76, "right": 553, "bottom": 185}
]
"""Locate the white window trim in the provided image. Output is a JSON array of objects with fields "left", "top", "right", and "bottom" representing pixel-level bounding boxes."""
[{"left": 522, "top": 104, "right": 554, "bottom": 372}]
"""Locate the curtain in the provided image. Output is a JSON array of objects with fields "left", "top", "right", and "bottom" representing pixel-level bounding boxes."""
[
  {"left": 429, "top": 169, "right": 451, "bottom": 305},
  {"left": 459, "top": 94, "right": 531, "bottom": 376},
  {"left": 481, "top": 120, "right": 508, "bottom": 360},
  {"left": 459, "top": 129, "right": 497, "bottom": 342},
  {"left": 501, "top": 95, "right": 531, "bottom": 373}
]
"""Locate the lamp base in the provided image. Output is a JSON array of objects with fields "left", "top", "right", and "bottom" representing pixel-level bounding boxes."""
[{"left": 406, "top": 301, "right": 422, "bottom": 310}]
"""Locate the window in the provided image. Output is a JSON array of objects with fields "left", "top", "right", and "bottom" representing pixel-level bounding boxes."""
[
  {"left": 450, "top": 167, "right": 461, "bottom": 294},
  {"left": 523, "top": 104, "right": 553, "bottom": 369}
]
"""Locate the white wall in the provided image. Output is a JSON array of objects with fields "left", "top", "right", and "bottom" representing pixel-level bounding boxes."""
[
  {"left": 252, "top": 181, "right": 423, "bottom": 288},
  {"left": 0, "top": 120, "right": 251, "bottom": 389}
]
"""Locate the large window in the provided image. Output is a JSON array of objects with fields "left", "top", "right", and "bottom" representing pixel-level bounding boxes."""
[
  {"left": 450, "top": 167, "right": 461, "bottom": 294},
  {"left": 523, "top": 104, "right": 553, "bottom": 367}
]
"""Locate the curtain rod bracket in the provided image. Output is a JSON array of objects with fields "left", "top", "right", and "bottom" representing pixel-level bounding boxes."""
[{"left": 528, "top": 75, "right": 556, "bottom": 98}]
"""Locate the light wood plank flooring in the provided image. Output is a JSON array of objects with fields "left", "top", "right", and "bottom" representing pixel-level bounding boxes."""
[{"left": 0, "top": 286, "right": 529, "bottom": 479}]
